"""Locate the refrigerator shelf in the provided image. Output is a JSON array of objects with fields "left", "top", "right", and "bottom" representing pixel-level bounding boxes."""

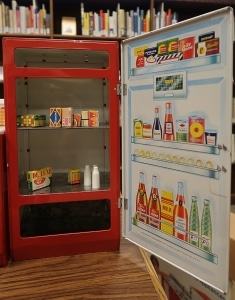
[
  {"left": 132, "top": 154, "right": 219, "bottom": 179},
  {"left": 130, "top": 54, "right": 221, "bottom": 77},
  {"left": 132, "top": 218, "right": 218, "bottom": 264},
  {"left": 17, "top": 124, "right": 109, "bottom": 130},
  {"left": 19, "top": 172, "right": 110, "bottom": 195},
  {"left": 131, "top": 137, "right": 220, "bottom": 155}
]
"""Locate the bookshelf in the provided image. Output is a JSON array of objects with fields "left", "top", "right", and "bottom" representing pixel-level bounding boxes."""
[
  {"left": 0, "top": 0, "right": 235, "bottom": 205},
  {"left": 0, "top": 1, "right": 234, "bottom": 40}
]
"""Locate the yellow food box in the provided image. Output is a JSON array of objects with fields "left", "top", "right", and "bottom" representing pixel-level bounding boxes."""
[
  {"left": 27, "top": 167, "right": 52, "bottom": 191},
  {"left": 20, "top": 114, "right": 46, "bottom": 127},
  {"left": 160, "top": 190, "right": 174, "bottom": 235},
  {"left": 68, "top": 168, "right": 80, "bottom": 184}
]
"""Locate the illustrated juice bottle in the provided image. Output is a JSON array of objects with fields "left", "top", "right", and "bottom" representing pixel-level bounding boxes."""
[
  {"left": 148, "top": 175, "right": 161, "bottom": 229},
  {"left": 163, "top": 102, "right": 175, "bottom": 141},
  {"left": 152, "top": 107, "right": 162, "bottom": 140},
  {"left": 201, "top": 199, "right": 212, "bottom": 252},
  {"left": 173, "top": 181, "right": 188, "bottom": 241},
  {"left": 136, "top": 171, "right": 148, "bottom": 223},
  {"left": 189, "top": 196, "right": 200, "bottom": 247}
]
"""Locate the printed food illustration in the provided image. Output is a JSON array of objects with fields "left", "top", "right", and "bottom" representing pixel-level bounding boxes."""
[
  {"left": 132, "top": 31, "right": 220, "bottom": 70},
  {"left": 124, "top": 10, "right": 232, "bottom": 293},
  {"left": 134, "top": 171, "right": 213, "bottom": 253}
]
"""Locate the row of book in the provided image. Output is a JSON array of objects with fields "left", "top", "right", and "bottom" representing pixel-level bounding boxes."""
[
  {"left": 0, "top": 0, "right": 50, "bottom": 35},
  {"left": 80, "top": 2, "right": 178, "bottom": 38}
]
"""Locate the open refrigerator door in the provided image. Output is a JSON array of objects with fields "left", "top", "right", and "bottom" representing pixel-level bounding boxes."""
[{"left": 121, "top": 6, "right": 234, "bottom": 293}]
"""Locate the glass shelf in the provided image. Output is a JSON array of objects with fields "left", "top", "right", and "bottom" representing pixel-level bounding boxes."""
[{"left": 19, "top": 172, "right": 110, "bottom": 195}]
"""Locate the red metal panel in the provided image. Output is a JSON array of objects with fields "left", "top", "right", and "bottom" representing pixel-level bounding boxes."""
[{"left": 0, "top": 132, "right": 9, "bottom": 266}]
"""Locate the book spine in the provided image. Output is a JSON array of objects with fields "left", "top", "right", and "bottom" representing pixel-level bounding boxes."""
[
  {"left": 112, "top": 10, "right": 117, "bottom": 37},
  {"left": 89, "top": 11, "right": 93, "bottom": 35},
  {"left": 133, "top": 12, "right": 138, "bottom": 37},
  {"left": 46, "top": 13, "right": 50, "bottom": 34},
  {"left": 80, "top": 2, "right": 84, "bottom": 35},
  {"left": 83, "top": 12, "right": 89, "bottom": 35}
]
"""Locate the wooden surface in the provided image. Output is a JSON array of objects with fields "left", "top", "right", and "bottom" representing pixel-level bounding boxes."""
[{"left": 0, "top": 238, "right": 163, "bottom": 300}]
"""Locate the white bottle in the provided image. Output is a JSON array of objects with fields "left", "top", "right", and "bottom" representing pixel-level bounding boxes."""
[
  {"left": 84, "top": 165, "right": 91, "bottom": 186},
  {"left": 92, "top": 166, "right": 100, "bottom": 189}
]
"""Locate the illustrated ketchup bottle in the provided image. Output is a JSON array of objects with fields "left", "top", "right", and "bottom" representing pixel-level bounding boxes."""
[
  {"left": 148, "top": 175, "right": 161, "bottom": 229},
  {"left": 163, "top": 102, "right": 175, "bottom": 141},
  {"left": 136, "top": 171, "right": 148, "bottom": 223}
]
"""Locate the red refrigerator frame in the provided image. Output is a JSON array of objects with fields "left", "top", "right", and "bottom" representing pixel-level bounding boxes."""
[
  {"left": 0, "top": 132, "right": 9, "bottom": 266},
  {"left": 3, "top": 38, "right": 120, "bottom": 261}
]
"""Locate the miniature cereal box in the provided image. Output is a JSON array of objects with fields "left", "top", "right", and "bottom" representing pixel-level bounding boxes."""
[
  {"left": 50, "top": 108, "right": 62, "bottom": 127},
  {"left": 20, "top": 114, "right": 46, "bottom": 127},
  {"left": 27, "top": 167, "right": 52, "bottom": 191},
  {"left": 89, "top": 110, "right": 99, "bottom": 127},
  {"left": 68, "top": 168, "right": 80, "bottom": 184},
  {"left": 0, "top": 99, "right": 5, "bottom": 126},
  {"left": 62, "top": 107, "right": 74, "bottom": 127},
  {"left": 160, "top": 190, "right": 174, "bottom": 235},
  {"left": 73, "top": 113, "right": 81, "bottom": 127}
]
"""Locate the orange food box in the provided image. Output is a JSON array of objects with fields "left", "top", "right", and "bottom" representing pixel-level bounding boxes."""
[
  {"left": 0, "top": 106, "right": 5, "bottom": 126},
  {"left": 89, "top": 110, "right": 99, "bottom": 127},
  {"left": 73, "top": 113, "right": 81, "bottom": 127}
]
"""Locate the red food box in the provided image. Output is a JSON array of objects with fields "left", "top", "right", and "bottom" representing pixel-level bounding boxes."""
[{"left": 195, "top": 38, "right": 220, "bottom": 57}]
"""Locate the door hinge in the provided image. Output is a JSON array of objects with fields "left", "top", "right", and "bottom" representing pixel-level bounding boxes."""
[
  {"left": 116, "top": 83, "right": 121, "bottom": 95},
  {"left": 116, "top": 83, "right": 127, "bottom": 96},
  {"left": 118, "top": 197, "right": 128, "bottom": 209},
  {"left": 123, "top": 83, "right": 127, "bottom": 96}
]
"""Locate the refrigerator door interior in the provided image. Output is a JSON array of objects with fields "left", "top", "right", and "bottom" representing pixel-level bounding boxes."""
[{"left": 121, "top": 7, "right": 234, "bottom": 293}]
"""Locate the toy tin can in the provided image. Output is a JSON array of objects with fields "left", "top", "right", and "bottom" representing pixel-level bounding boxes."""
[
  {"left": 176, "top": 119, "right": 188, "bottom": 142},
  {"left": 189, "top": 116, "right": 205, "bottom": 144}
]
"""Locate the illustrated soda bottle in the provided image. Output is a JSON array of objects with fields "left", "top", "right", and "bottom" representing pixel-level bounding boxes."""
[
  {"left": 136, "top": 171, "right": 148, "bottom": 223},
  {"left": 201, "top": 199, "right": 212, "bottom": 252},
  {"left": 163, "top": 102, "right": 175, "bottom": 141},
  {"left": 148, "top": 175, "right": 161, "bottom": 229},
  {"left": 189, "top": 196, "right": 200, "bottom": 247},
  {"left": 152, "top": 107, "right": 162, "bottom": 140},
  {"left": 173, "top": 181, "right": 188, "bottom": 241}
]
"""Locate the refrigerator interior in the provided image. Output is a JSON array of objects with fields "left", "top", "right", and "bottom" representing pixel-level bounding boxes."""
[{"left": 13, "top": 47, "right": 113, "bottom": 238}]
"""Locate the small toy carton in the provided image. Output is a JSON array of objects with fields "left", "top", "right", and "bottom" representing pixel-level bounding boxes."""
[
  {"left": 50, "top": 108, "right": 62, "bottom": 127},
  {"left": 68, "top": 168, "right": 80, "bottom": 184},
  {"left": 27, "top": 166, "right": 52, "bottom": 191}
]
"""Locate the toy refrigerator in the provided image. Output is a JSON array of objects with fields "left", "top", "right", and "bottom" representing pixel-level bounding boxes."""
[
  {"left": 121, "top": 7, "right": 234, "bottom": 294},
  {"left": 3, "top": 39, "right": 120, "bottom": 261},
  {"left": 0, "top": 129, "right": 9, "bottom": 266}
]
